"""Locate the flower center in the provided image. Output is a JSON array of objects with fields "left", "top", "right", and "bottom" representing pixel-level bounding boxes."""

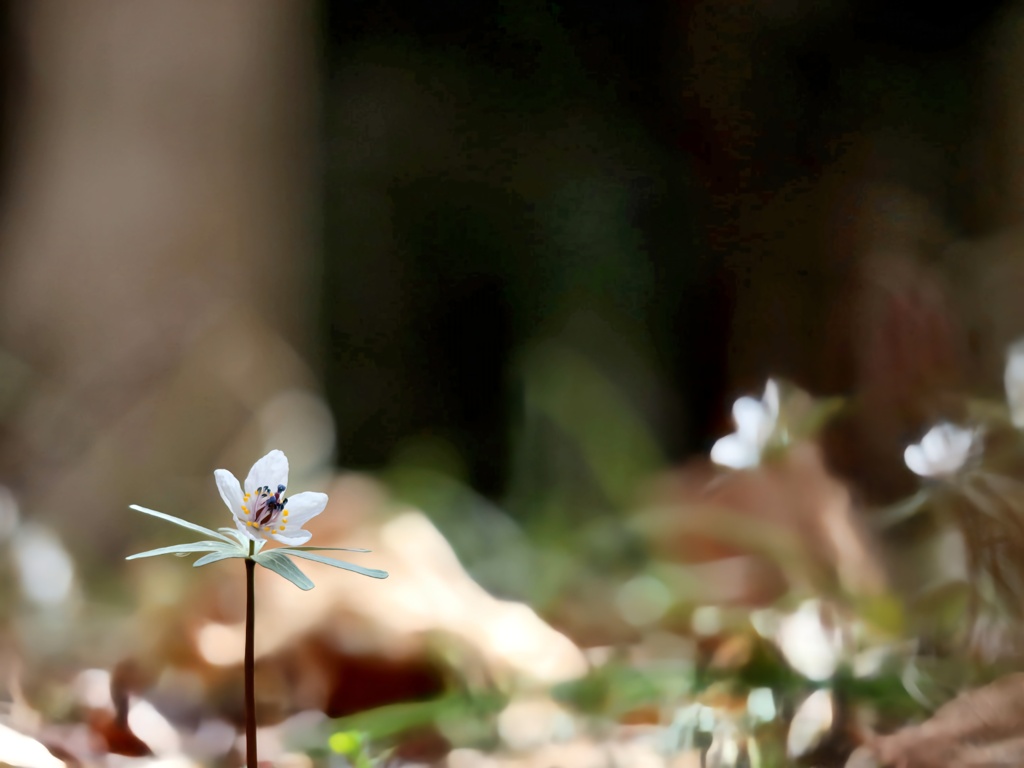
[{"left": 241, "top": 484, "right": 290, "bottom": 535}]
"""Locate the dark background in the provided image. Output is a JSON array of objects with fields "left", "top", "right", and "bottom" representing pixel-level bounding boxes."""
[{"left": 319, "top": 0, "right": 1010, "bottom": 498}]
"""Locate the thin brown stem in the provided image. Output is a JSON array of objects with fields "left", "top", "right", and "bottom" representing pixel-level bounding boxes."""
[{"left": 245, "top": 542, "right": 257, "bottom": 768}]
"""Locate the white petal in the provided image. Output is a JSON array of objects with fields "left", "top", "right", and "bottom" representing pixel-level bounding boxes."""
[
  {"left": 234, "top": 517, "right": 259, "bottom": 541},
  {"left": 1006, "top": 339, "right": 1024, "bottom": 427},
  {"left": 920, "top": 424, "right": 951, "bottom": 463},
  {"left": 270, "top": 529, "right": 312, "bottom": 546},
  {"left": 904, "top": 444, "right": 932, "bottom": 477},
  {"left": 776, "top": 603, "right": 840, "bottom": 681},
  {"left": 762, "top": 378, "right": 781, "bottom": 421},
  {"left": 732, "top": 396, "right": 770, "bottom": 445},
  {"left": 946, "top": 427, "right": 974, "bottom": 462},
  {"left": 787, "top": 689, "right": 833, "bottom": 759},
  {"left": 711, "top": 434, "right": 760, "bottom": 469},
  {"left": 214, "top": 470, "right": 245, "bottom": 519},
  {"left": 281, "top": 492, "right": 328, "bottom": 527},
  {"left": 244, "top": 450, "right": 289, "bottom": 495},
  {"left": 932, "top": 453, "right": 967, "bottom": 476},
  {"left": 918, "top": 423, "right": 973, "bottom": 475}
]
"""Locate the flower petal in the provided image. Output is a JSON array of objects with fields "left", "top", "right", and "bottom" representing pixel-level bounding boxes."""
[
  {"left": 947, "top": 426, "right": 975, "bottom": 461},
  {"left": 711, "top": 434, "right": 759, "bottom": 469},
  {"left": 903, "top": 444, "right": 931, "bottom": 477},
  {"left": 234, "top": 516, "right": 259, "bottom": 541},
  {"left": 270, "top": 529, "right": 313, "bottom": 546},
  {"left": 916, "top": 423, "right": 973, "bottom": 476},
  {"left": 214, "top": 469, "right": 245, "bottom": 519},
  {"left": 244, "top": 450, "right": 289, "bottom": 495},
  {"left": 1006, "top": 338, "right": 1024, "bottom": 427},
  {"left": 281, "top": 492, "right": 328, "bottom": 527},
  {"left": 732, "top": 396, "right": 769, "bottom": 445},
  {"left": 920, "top": 425, "right": 950, "bottom": 464},
  {"left": 762, "top": 379, "right": 781, "bottom": 421}
]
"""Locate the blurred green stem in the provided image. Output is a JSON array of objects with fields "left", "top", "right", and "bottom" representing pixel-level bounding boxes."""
[{"left": 245, "top": 539, "right": 256, "bottom": 768}]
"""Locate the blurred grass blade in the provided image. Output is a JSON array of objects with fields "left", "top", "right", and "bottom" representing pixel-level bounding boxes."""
[
  {"left": 874, "top": 489, "right": 931, "bottom": 529},
  {"left": 961, "top": 481, "right": 1024, "bottom": 541},
  {"left": 793, "top": 394, "right": 846, "bottom": 437},
  {"left": 329, "top": 693, "right": 506, "bottom": 741},
  {"left": 521, "top": 344, "right": 664, "bottom": 507}
]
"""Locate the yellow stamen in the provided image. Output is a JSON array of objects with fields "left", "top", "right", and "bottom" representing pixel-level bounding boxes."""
[{"left": 246, "top": 521, "right": 254, "bottom": 527}]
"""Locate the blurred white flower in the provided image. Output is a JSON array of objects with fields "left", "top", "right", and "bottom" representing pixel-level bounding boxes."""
[
  {"left": 0, "top": 723, "right": 65, "bottom": 768},
  {"left": 14, "top": 525, "right": 75, "bottom": 606},
  {"left": 215, "top": 449, "right": 327, "bottom": 546},
  {"left": 903, "top": 422, "right": 976, "bottom": 478},
  {"left": 1005, "top": 338, "right": 1024, "bottom": 428},
  {"left": 711, "top": 380, "right": 781, "bottom": 469},
  {"left": 776, "top": 600, "right": 842, "bottom": 681},
  {"left": 786, "top": 688, "right": 833, "bottom": 759}
]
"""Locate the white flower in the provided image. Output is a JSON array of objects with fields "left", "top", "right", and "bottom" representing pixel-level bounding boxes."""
[
  {"left": 1005, "top": 338, "right": 1024, "bottom": 428},
  {"left": 214, "top": 449, "right": 327, "bottom": 546},
  {"left": 127, "top": 449, "right": 388, "bottom": 588},
  {"left": 903, "top": 422, "right": 976, "bottom": 478},
  {"left": 710, "top": 379, "right": 781, "bottom": 469}
]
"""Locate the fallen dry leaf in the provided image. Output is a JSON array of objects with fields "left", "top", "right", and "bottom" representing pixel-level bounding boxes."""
[
  {"left": 869, "top": 673, "right": 1024, "bottom": 767},
  {"left": 638, "top": 442, "right": 886, "bottom": 605}
]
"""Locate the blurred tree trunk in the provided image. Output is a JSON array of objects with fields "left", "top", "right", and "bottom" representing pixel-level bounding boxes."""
[{"left": 0, "top": 0, "right": 318, "bottom": 565}]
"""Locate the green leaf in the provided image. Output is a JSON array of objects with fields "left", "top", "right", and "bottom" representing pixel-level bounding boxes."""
[
  {"left": 284, "top": 545, "right": 372, "bottom": 553},
  {"left": 329, "top": 693, "right": 506, "bottom": 742},
  {"left": 126, "top": 540, "right": 234, "bottom": 560},
  {"left": 129, "top": 505, "right": 234, "bottom": 544},
  {"left": 254, "top": 550, "right": 315, "bottom": 590},
  {"left": 194, "top": 550, "right": 248, "bottom": 567},
  {"left": 328, "top": 730, "right": 365, "bottom": 756},
  {"left": 276, "top": 549, "right": 389, "bottom": 580}
]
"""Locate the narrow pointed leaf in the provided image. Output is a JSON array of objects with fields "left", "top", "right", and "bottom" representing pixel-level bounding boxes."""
[
  {"left": 277, "top": 549, "right": 389, "bottom": 579},
  {"left": 219, "top": 527, "right": 246, "bottom": 544},
  {"left": 127, "top": 541, "right": 234, "bottom": 560},
  {"left": 284, "top": 546, "right": 372, "bottom": 553},
  {"left": 130, "top": 505, "right": 234, "bottom": 543},
  {"left": 874, "top": 489, "right": 931, "bottom": 529},
  {"left": 255, "top": 550, "right": 315, "bottom": 590},
  {"left": 194, "top": 550, "right": 248, "bottom": 567},
  {"left": 218, "top": 527, "right": 263, "bottom": 553}
]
